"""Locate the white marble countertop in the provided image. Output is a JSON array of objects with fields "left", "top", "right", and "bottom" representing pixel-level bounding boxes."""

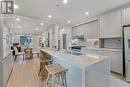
[{"left": 40, "top": 48, "right": 109, "bottom": 69}]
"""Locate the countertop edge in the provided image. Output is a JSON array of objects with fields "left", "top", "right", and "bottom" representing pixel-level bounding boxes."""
[
  {"left": 40, "top": 49, "right": 110, "bottom": 70},
  {"left": 86, "top": 48, "right": 123, "bottom": 52}
]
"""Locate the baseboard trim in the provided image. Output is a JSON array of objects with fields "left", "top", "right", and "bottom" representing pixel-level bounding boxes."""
[
  {"left": 111, "top": 71, "right": 123, "bottom": 76},
  {"left": 5, "top": 68, "right": 13, "bottom": 87}
]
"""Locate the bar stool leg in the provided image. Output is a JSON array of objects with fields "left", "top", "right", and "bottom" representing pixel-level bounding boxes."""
[
  {"left": 59, "top": 72, "right": 67, "bottom": 87},
  {"left": 58, "top": 72, "right": 63, "bottom": 87},
  {"left": 46, "top": 74, "right": 49, "bottom": 84},
  {"left": 57, "top": 74, "right": 60, "bottom": 85},
  {"left": 23, "top": 54, "right": 24, "bottom": 61},
  {"left": 38, "top": 65, "right": 42, "bottom": 76},
  {"left": 41, "top": 68, "right": 45, "bottom": 80},
  {"left": 63, "top": 72, "right": 67, "bottom": 87},
  {"left": 51, "top": 75, "right": 56, "bottom": 87},
  {"left": 47, "top": 74, "right": 52, "bottom": 86}
]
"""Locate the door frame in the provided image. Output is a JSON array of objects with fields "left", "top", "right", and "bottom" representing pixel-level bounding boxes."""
[{"left": 122, "top": 24, "right": 130, "bottom": 76}]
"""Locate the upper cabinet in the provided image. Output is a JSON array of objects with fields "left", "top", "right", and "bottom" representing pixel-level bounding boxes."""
[
  {"left": 100, "top": 10, "right": 122, "bottom": 38},
  {"left": 72, "top": 20, "right": 100, "bottom": 39},
  {"left": 86, "top": 20, "right": 100, "bottom": 39},
  {"left": 72, "top": 24, "right": 86, "bottom": 37},
  {"left": 122, "top": 7, "right": 130, "bottom": 25},
  {"left": 100, "top": 14, "right": 110, "bottom": 38}
]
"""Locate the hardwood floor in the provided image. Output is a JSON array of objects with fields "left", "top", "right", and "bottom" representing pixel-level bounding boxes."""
[
  {"left": 6, "top": 57, "right": 46, "bottom": 87},
  {"left": 6, "top": 56, "right": 130, "bottom": 87}
]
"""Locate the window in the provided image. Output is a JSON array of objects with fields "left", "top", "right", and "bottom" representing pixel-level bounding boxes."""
[{"left": 20, "top": 36, "right": 32, "bottom": 47}]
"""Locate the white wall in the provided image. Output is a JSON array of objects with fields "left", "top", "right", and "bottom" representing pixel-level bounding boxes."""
[
  {"left": 13, "top": 34, "right": 20, "bottom": 43},
  {"left": 41, "top": 25, "right": 60, "bottom": 48},
  {"left": 0, "top": 18, "right": 3, "bottom": 60},
  {"left": 49, "top": 26, "right": 55, "bottom": 48},
  {"left": 58, "top": 27, "right": 72, "bottom": 50},
  {"left": 0, "top": 18, "right": 4, "bottom": 87},
  {"left": 0, "top": 18, "right": 14, "bottom": 87},
  {"left": 2, "top": 20, "right": 14, "bottom": 87},
  {"left": 54, "top": 25, "right": 59, "bottom": 48},
  {"left": 3, "top": 24, "right": 11, "bottom": 58},
  {"left": 13, "top": 34, "right": 39, "bottom": 48},
  {"left": 48, "top": 25, "right": 61, "bottom": 48},
  {"left": 41, "top": 25, "right": 72, "bottom": 50},
  {"left": 32, "top": 35, "right": 39, "bottom": 48}
]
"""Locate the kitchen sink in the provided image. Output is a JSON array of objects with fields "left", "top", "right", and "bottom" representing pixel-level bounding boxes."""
[{"left": 65, "top": 51, "right": 84, "bottom": 56}]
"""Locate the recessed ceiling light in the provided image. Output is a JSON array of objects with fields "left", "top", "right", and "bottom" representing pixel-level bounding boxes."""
[
  {"left": 40, "top": 22, "right": 44, "bottom": 26},
  {"left": 18, "top": 26, "right": 21, "bottom": 28},
  {"left": 48, "top": 14, "right": 52, "bottom": 18},
  {"left": 63, "top": 0, "right": 68, "bottom": 4},
  {"left": 35, "top": 28, "right": 38, "bottom": 31},
  {"left": 16, "top": 18, "right": 20, "bottom": 21},
  {"left": 67, "top": 20, "right": 71, "bottom": 23},
  {"left": 14, "top": 4, "right": 19, "bottom": 9},
  {"left": 85, "top": 11, "right": 89, "bottom": 15}
]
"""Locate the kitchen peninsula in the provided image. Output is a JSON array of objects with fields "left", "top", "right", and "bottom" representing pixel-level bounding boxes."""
[{"left": 40, "top": 48, "right": 110, "bottom": 87}]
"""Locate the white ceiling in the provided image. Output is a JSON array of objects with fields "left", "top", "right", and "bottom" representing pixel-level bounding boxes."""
[
  {"left": 5, "top": 0, "right": 130, "bottom": 34},
  {"left": 15, "top": 0, "right": 130, "bottom": 25},
  {"left": 5, "top": 15, "right": 53, "bottom": 35}
]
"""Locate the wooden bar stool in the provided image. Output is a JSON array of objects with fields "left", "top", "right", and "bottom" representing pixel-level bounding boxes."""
[
  {"left": 45, "top": 64, "right": 68, "bottom": 87},
  {"left": 24, "top": 48, "right": 33, "bottom": 59},
  {"left": 38, "top": 59, "right": 53, "bottom": 80}
]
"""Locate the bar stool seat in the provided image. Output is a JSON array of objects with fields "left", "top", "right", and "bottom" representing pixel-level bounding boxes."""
[
  {"left": 38, "top": 59, "right": 53, "bottom": 80},
  {"left": 45, "top": 64, "right": 68, "bottom": 87}
]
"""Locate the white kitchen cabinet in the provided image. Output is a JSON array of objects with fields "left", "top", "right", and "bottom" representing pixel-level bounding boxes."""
[
  {"left": 122, "top": 7, "right": 130, "bottom": 25},
  {"left": 109, "top": 51, "right": 123, "bottom": 74},
  {"left": 100, "top": 10, "right": 122, "bottom": 38},
  {"left": 86, "top": 48, "right": 123, "bottom": 74},
  {"left": 72, "top": 24, "right": 87, "bottom": 37},
  {"left": 86, "top": 49, "right": 110, "bottom": 57},
  {"left": 72, "top": 20, "right": 100, "bottom": 39},
  {"left": 109, "top": 11, "right": 122, "bottom": 37},
  {"left": 100, "top": 14, "right": 110, "bottom": 38},
  {"left": 86, "top": 20, "right": 100, "bottom": 39}
]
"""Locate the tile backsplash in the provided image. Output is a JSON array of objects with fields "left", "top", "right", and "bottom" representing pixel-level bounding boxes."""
[
  {"left": 101, "top": 38, "right": 122, "bottom": 49},
  {"left": 86, "top": 39, "right": 100, "bottom": 48}
]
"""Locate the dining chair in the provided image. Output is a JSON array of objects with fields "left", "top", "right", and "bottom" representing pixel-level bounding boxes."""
[{"left": 14, "top": 47, "right": 25, "bottom": 61}]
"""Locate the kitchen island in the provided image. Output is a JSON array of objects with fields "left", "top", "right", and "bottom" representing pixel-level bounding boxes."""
[{"left": 40, "top": 48, "right": 110, "bottom": 87}]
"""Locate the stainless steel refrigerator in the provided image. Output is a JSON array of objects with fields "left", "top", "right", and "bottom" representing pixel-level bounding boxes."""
[{"left": 123, "top": 25, "right": 130, "bottom": 82}]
